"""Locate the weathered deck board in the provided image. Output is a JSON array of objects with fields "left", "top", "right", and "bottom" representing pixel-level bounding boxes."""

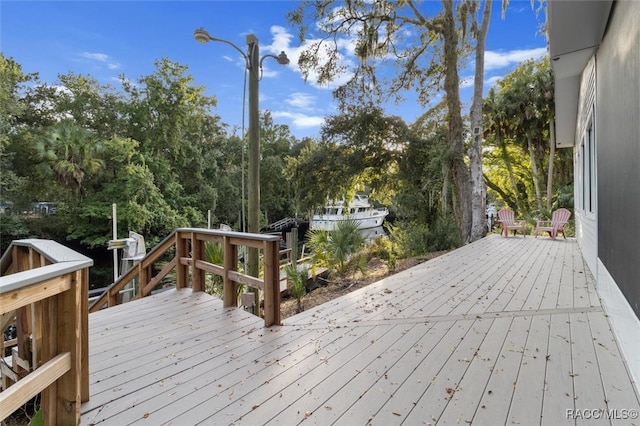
[
  {"left": 80, "top": 235, "right": 639, "bottom": 425},
  {"left": 541, "top": 313, "right": 574, "bottom": 426}
]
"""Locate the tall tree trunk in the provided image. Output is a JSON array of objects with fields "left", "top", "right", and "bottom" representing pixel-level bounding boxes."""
[
  {"left": 527, "top": 134, "right": 543, "bottom": 212},
  {"left": 442, "top": 0, "right": 472, "bottom": 243},
  {"left": 442, "top": 161, "right": 450, "bottom": 216},
  {"left": 469, "top": 0, "right": 492, "bottom": 242},
  {"left": 546, "top": 118, "right": 556, "bottom": 209}
]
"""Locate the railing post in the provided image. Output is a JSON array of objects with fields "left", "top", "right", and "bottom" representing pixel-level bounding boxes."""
[
  {"left": 80, "top": 268, "right": 89, "bottom": 402},
  {"left": 262, "top": 239, "right": 281, "bottom": 326},
  {"left": 223, "top": 236, "right": 237, "bottom": 307},
  {"left": 191, "top": 232, "right": 205, "bottom": 293},
  {"left": 176, "top": 232, "right": 188, "bottom": 289},
  {"left": 55, "top": 270, "right": 82, "bottom": 424},
  {"left": 138, "top": 261, "right": 148, "bottom": 297},
  {"left": 40, "top": 295, "right": 57, "bottom": 425}
]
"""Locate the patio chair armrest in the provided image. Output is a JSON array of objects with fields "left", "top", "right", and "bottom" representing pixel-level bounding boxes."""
[{"left": 536, "top": 220, "right": 551, "bottom": 227}]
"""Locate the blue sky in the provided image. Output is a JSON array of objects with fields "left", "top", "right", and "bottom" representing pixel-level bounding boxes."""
[{"left": 1, "top": 1, "right": 547, "bottom": 139}]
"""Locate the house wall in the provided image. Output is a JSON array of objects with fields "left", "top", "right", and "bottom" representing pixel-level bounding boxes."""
[
  {"left": 574, "top": 56, "right": 598, "bottom": 274},
  {"left": 595, "top": 0, "right": 640, "bottom": 318}
]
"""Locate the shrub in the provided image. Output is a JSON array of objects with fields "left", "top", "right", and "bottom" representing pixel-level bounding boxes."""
[
  {"left": 307, "top": 218, "right": 366, "bottom": 276},
  {"left": 285, "top": 264, "right": 308, "bottom": 313},
  {"left": 389, "top": 217, "right": 460, "bottom": 258}
]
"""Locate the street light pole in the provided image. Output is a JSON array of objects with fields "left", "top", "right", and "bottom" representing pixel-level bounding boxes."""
[
  {"left": 246, "top": 34, "right": 260, "bottom": 280},
  {"left": 194, "top": 28, "right": 289, "bottom": 281}
]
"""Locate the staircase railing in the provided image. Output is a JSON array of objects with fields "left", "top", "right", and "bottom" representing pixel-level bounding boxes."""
[{"left": 89, "top": 228, "right": 282, "bottom": 327}]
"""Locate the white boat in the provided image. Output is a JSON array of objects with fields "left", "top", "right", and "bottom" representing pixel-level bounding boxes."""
[{"left": 310, "top": 194, "right": 389, "bottom": 231}]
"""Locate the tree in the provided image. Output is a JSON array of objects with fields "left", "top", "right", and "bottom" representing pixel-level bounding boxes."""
[
  {"left": 482, "top": 57, "right": 566, "bottom": 216},
  {"left": 43, "top": 120, "right": 105, "bottom": 200},
  {"left": 401, "top": 103, "right": 450, "bottom": 224},
  {"left": 485, "top": 58, "right": 556, "bottom": 214},
  {"left": 285, "top": 106, "right": 406, "bottom": 216},
  {"left": 285, "top": 139, "right": 352, "bottom": 214},
  {"left": 120, "top": 58, "right": 220, "bottom": 222},
  {"left": 468, "top": 0, "right": 493, "bottom": 241},
  {"left": 260, "top": 112, "right": 297, "bottom": 225},
  {"left": 483, "top": 87, "right": 524, "bottom": 213},
  {"left": 288, "top": 0, "right": 500, "bottom": 243},
  {"left": 0, "top": 54, "right": 32, "bottom": 202},
  {"left": 321, "top": 105, "right": 407, "bottom": 202}
]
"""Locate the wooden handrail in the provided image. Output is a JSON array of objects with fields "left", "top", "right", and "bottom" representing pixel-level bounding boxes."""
[
  {"left": 0, "top": 239, "right": 92, "bottom": 424},
  {"left": 89, "top": 228, "right": 282, "bottom": 326}
]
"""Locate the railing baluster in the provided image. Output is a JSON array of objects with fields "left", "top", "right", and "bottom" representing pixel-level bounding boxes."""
[
  {"left": 176, "top": 232, "right": 188, "bottom": 289},
  {"left": 192, "top": 232, "right": 205, "bottom": 292},
  {"left": 263, "top": 239, "right": 281, "bottom": 326},
  {"left": 223, "top": 235, "right": 237, "bottom": 307}
]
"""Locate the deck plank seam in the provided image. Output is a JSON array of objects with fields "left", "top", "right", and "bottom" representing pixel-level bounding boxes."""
[{"left": 283, "top": 306, "right": 604, "bottom": 329}]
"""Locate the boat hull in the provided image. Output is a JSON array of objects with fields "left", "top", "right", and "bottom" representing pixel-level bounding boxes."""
[{"left": 309, "top": 209, "right": 388, "bottom": 231}]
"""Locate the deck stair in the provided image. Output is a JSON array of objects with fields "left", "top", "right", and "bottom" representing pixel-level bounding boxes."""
[{"left": 265, "top": 217, "right": 304, "bottom": 232}]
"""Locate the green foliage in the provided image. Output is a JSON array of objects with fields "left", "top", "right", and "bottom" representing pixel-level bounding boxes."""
[
  {"left": 483, "top": 57, "right": 568, "bottom": 217},
  {"left": 307, "top": 218, "right": 366, "bottom": 276},
  {"left": 285, "top": 264, "right": 308, "bottom": 313},
  {"left": 203, "top": 242, "right": 225, "bottom": 298},
  {"left": 286, "top": 140, "right": 352, "bottom": 213},
  {"left": 0, "top": 214, "right": 29, "bottom": 252},
  {"left": 29, "top": 408, "right": 44, "bottom": 426},
  {"left": 362, "top": 235, "right": 398, "bottom": 272},
  {"left": 553, "top": 185, "right": 574, "bottom": 210},
  {"left": 286, "top": 106, "right": 406, "bottom": 215},
  {"left": 389, "top": 218, "right": 461, "bottom": 258},
  {"left": 260, "top": 112, "right": 298, "bottom": 223}
]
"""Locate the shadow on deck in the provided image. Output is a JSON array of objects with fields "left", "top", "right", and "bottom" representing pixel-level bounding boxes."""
[{"left": 81, "top": 234, "right": 640, "bottom": 425}]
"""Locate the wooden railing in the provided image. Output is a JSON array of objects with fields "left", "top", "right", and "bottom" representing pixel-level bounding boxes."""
[
  {"left": 89, "top": 228, "right": 282, "bottom": 326},
  {"left": 0, "top": 239, "right": 93, "bottom": 425}
]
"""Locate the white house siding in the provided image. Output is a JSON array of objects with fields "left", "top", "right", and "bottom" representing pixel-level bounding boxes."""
[{"left": 574, "top": 56, "right": 598, "bottom": 275}]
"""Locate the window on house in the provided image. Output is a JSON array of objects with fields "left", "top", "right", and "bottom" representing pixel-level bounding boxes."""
[
  {"left": 580, "top": 139, "right": 585, "bottom": 211},
  {"left": 579, "top": 114, "right": 595, "bottom": 214},
  {"left": 588, "top": 122, "right": 596, "bottom": 213}
]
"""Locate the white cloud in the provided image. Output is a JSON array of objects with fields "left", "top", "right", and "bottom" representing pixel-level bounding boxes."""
[
  {"left": 285, "top": 92, "right": 316, "bottom": 109},
  {"left": 271, "top": 111, "right": 325, "bottom": 129},
  {"left": 485, "top": 75, "right": 502, "bottom": 87},
  {"left": 263, "top": 25, "right": 356, "bottom": 90},
  {"left": 484, "top": 47, "right": 547, "bottom": 71},
  {"left": 81, "top": 52, "right": 109, "bottom": 62},
  {"left": 80, "top": 51, "right": 120, "bottom": 70}
]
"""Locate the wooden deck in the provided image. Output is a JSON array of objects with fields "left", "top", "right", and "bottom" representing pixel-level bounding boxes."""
[{"left": 80, "top": 234, "right": 640, "bottom": 425}]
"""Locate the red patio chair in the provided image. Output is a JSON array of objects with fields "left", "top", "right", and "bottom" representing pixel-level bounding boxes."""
[
  {"left": 535, "top": 208, "right": 571, "bottom": 239},
  {"left": 497, "top": 208, "right": 526, "bottom": 237}
]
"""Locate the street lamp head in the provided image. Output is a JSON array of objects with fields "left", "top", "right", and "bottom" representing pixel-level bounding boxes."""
[
  {"left": 194, "top": 27, "right": 212, "bottom": 44},
  {"left": 276, "top": 51, "right": 290, "bottom": 65}
]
